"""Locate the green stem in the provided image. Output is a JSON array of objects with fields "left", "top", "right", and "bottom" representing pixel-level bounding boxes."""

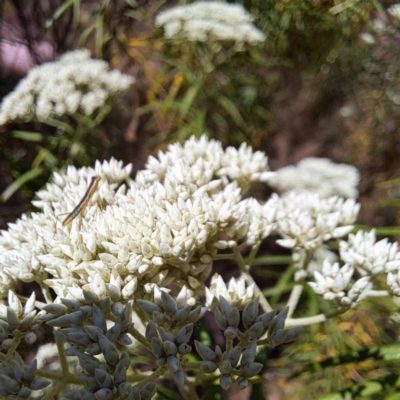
[
  {"left": 286, "top": 284, "right": 303, "bottom": 319},
  {"left": 232, "top": 246, "right": 273, "bottom": 313},
  {"left": 55, "top": 335, "right": 70, "bottom": 375}
]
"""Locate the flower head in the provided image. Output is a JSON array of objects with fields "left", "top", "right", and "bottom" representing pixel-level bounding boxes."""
[
  {"left": 267, "top": 157, "right": 360, "bottom": 198},
  {"left": 0, "top": 49, "right": 134, "bottom": 124},
  {"left": 155, "top": 2, "right": 265, "bottom": 45},
  {"left": 339, "top": 229, "right": 400, "bottom": 277}
]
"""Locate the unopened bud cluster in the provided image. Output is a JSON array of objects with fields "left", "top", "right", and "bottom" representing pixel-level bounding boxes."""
[
  {"left": 40, "top": 291, "right": 152, "bottom": 400},
  {"left": 195, "top": 297, "right": 303, "bottom": 390},
  {"left": 139, "top": 291, "right": 206, "bottom": 386}
]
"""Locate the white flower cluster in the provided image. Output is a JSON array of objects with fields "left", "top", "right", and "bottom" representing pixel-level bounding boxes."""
[
  {"left": 0, "top": 49, "right": 134, "bottom": 124},
  {"left": 388, "top": 4, "right": 400, "bottom": 20},
  {"left": 275, "top": 191, "right": 359, "bottom": 251},
  {"left": 155, "top": 2, "right": 265, "bottom": 45},
  {"left": 308, "top": 229, "right": 400, "bottom": 306},
  {"left": 0, "top": 136, "right": 274, "bottom": 304},
  {"left": 267, "top": 157, "right": 360, "bottom": 198},
  {"left": 205, "top": 273, "right": 254, "bottom": 310}
]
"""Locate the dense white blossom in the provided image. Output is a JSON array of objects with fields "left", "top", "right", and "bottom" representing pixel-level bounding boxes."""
[
  {"left": 205, "top": 273, "right": 254, "bottom": 309},
  {"left": 0, "top": 49, "right": 134, "bottom": 124},
  {"left": 275, "top": 191, "right": 359, "bottom": 251},
  {"left": 388, "top": 4, "right": 400, "bottom": 20},
  {"left": 0, "top": 137, "right": 276, "bottom": 301},
  {"left": 267, "top": 157, "right": 360, "bottom": 198},
  {"left": 339, "top": 229, "right": 400, "bottom": 276},
  {"left": 155, "top": 2, "right": 265, "bottom": 45},
  {"left": 308, "top": 260, "right": 354, "bottom": 302}
]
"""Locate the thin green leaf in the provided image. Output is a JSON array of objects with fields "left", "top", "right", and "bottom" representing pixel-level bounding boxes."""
[
  {"left": 45, "top": 0, "right": 76, "bottom": 28},
  {"left": 32, "top": 147, "right": 58, "bottom": 169},
  {"left": 1, "top": 168, "right": 44, "bottom": 202},
  {"left": 12, "top": 130, "right": 43, "bottom": 142},
  {"left": 217, "top": 96, "right": 246, "bottom": 130},
  {"left": 179, "top": 82, "right": 202, "bottom": 119}
]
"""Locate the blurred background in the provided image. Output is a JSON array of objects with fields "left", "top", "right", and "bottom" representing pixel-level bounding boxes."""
[{"left": 2, "top": 1, "right": 400, "bottom": 399}]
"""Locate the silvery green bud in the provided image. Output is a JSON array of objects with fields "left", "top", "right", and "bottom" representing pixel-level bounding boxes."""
[
  {"left": 94, "top": 388, "right": 113, "bottom": 400},
  {"left": 114, "top": 365, "right": 127, "bottom": 386},
  {"left": 24, "top": 331, "right": 37, "bottom": 344},
  {"left": 61, "top": 298, "right": 82, "bottom": 311},
  {"left": 21, "top": 311, "right": 38, "bottom": 330},
  {"left": 242, "top": 298, "right": 259, "bottom": 328},
  {"left": 95, "top": 368, "right": 113, "bottom": 388},
  {"left": 0, "top": 374, "right": 20, "bottom": 393},
  {"left": 215, "top": 308, "right": 228, "bottom": 330},
  {"left": 7, "top": 307, "right": 20, "bottom": 330},
  {"left": 85, "top": 326, "right": 104, "bottom": 341},
  {"left": 86, "top": 343, "right": 101, "bottom": 355},
  {"left": 104, "top": 342, "right": 119, "bottom": 366},
  {"left": 280, "top": 327, "right": 304, "bottom": 344},
  {"left": 242, "top": 362, "right": 263, "bottom": 378},
  {"left": 111, "top": 302, "right": 124, "bottom": 317},
  {"left": 43, "top": 304, "right": 68, "bottom": 316},
  {"left": 117, "top": 382, "right": 132, "bottom": 395},
  {"left": 117, "top": 352, "right": 130, "bottom": 369},
  {"left": 195, "top": 341, "right": 216, "bottom": 361},
  {"left": 241, "top": 341, "right": 257, "bottom": 366},
  {"left": 215, "top": 345, "right": 223, "bottom": 357},
  {"left": 172, "top": 370, "right": 184, "bottom": 387},
  {"left": 167, "top": 355, "right": 180, "bottom": 372},
  {"left": 77, "top": 353, "right": 101, "bottom": 375},
  {"left": 24, "top": 359, "right": 37, "bottom": 381},
  {"left": 153, "top": 311, "right": 166, "bottom": 324},
  {"left": 225, "top": 346, "right": 241, "bottom": 367},
  {"left": 106, "top": 323, "right": 121, "bottom": 342},
  {"left": 224, "top": 326, "right": 237, "bottom": 339},
  {"left": 13, "top": 361, "right": 24, "bottom": 382},
  {"left": 255, "top": 310, "right": 277, "bottom": 330},
  {"left": 92, "top": 306, "right": 107, "bottom": 332},
  {"left": 218, "top": 296, "right": 233, "bottom": 317},
  {"left": 138, "top": 300, "right": 161, "bottom": 315},
  {"left": 172, "top": 305, "right": 191, "bottom": 323},
  {"left": 79, "top": 374, "right": 99, "bottom": 391},
  {"left": 219, "top": 374, "right": 232, "bottom": 390},
  {"left": 80, "top": 306, "right": 93, "bottom": 317},
  {"left": 68, "top": 332, "right": 92, "bottom": 345},
  {"left": 200, "top": 361, "right": 217, "bottom": 373},
  {"left": 161, "top": 292, "right": 178, "bottom": 315},
  {"left": 159, "top": 328, "right": 174, "bottom": 343},
  {"left": 163, "top": 340, "right": 177, "bottom": 356},
  {"left": 99, "top": 296, "right": 111, "bottom": 311},
  {"left": 175, "top": 323, "right": 194, "bottom": 345},
  {"left": 117, "top": 333, "right": 132, "bottom": 346},
  {"left": 236, "top": 376, "right": 248, "bottom": 389},
  {"left": 247, "top": 321, "right": 264, "bottom": 339},
  {"left": 2, "top": 338, "right": 14, "bottom": 350},
  {"left": 187, "top": 307, "right": 207, "bottom": 323},
  {"left": 227, "top": 308, "right": 240, "bottom": 328},
  {"left": 268, "top": 307, "right": 288, "bottom": 338},
  {"left": 48, "top": 311, "right": 85, "bottom": 327},
  {"left": 219, "top": 360, "right": 232, "bottom": 375},
  {"left": 141, "top": 382, "right": 157, "bottom": 400},
  {"left": 18, "top": 386, "right": 31, "bottom": 398},
  {"left": 145, "top": 321, "right": 158, "bottom": 342},
  {"left": 98, "top": 334, "right": 111, "bottom": 354},
  {"left": 151, "top": 337, "right": 164, "bottom": 358},
  {"left": 178, "top": 344, "right": 192, "bottom": 354},
  {"left": 83, "top": 290, "right": 100, "bottom": 305},
  {"left": 156, "top": 357, "right": 166, "bottom": 367},
  {"left": 270, "top": 328, "right": 286, "bottom": 346},
  {"left": 108, "top": 286, "right": 121, "bottom": 303}
]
